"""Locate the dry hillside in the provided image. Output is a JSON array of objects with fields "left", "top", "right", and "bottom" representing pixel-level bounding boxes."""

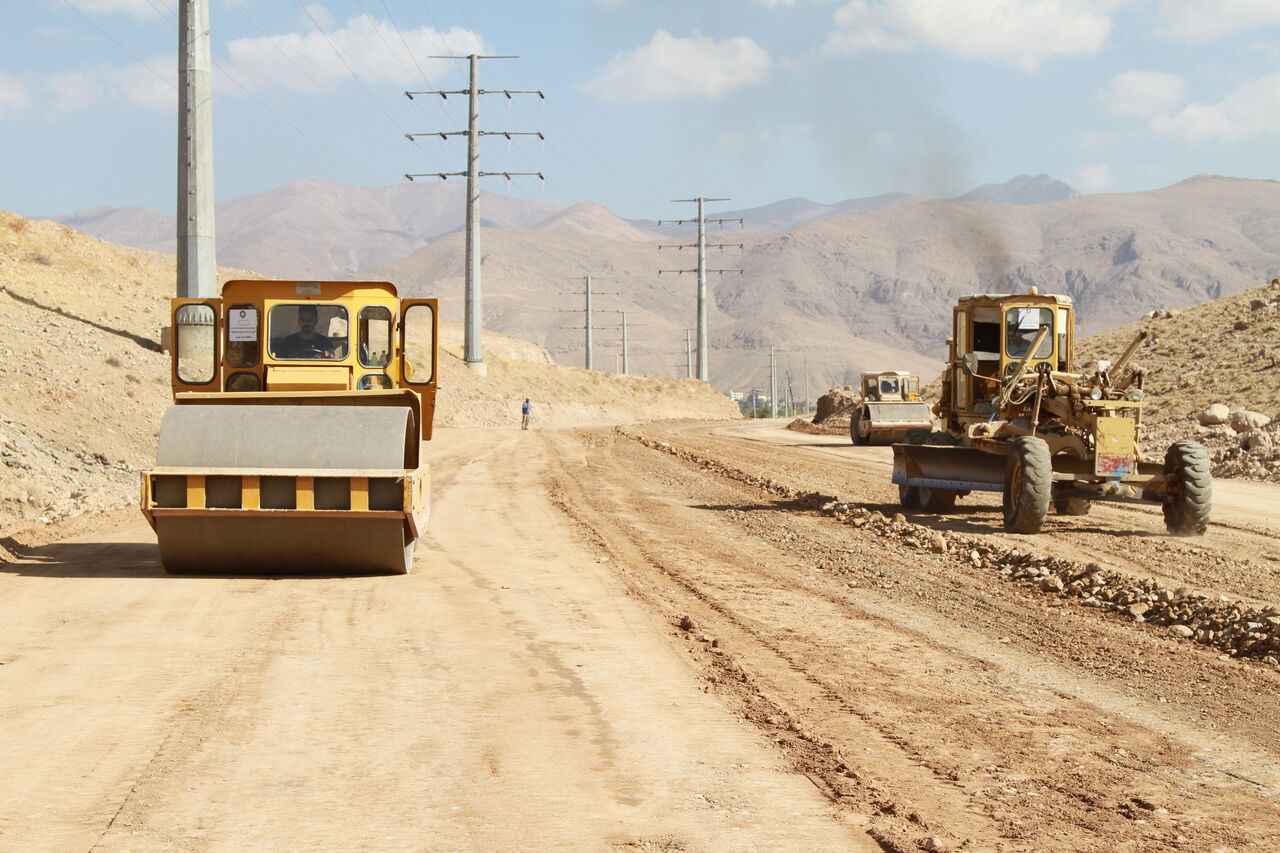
[
  {"left": 375, "top": 175, "right": 1280, "bottom": 394},
  {"left": 0, "top": 212, "right": 736, "bottom": 538},
  {"left": 1079, "top": 278, "right": 1280, "bottom": 481}
]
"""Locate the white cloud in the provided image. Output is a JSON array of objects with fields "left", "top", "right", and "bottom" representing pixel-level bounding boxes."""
[
  {"left": 1075, "top": 164, "right": 1113, "bottom": 192},
  {"left": 824, "top": 0, "right": 1114, "bottom": 71},
  {"left": 1098, "top": 70, "right": 1187, "bottom": 118},
  {"left": 583, "top": 30, "right": 772, "bottom": 103},
  {"left": 224, "top": 15, "right": 486, "bottom": 92},
  {"left": 0, "top": 73, "right": 32, "bottom": 118},
  {"left": 65, "top": 0, "right": 164, "bottom": 17},
  {"left": 1152, "top": 0, "right": 1280, "bottom": 42},
  {"left": 1149, "top": 73, "right": 1280, "bottom": 143},
  {"left": 0, "top": 57, "right": 174, "bottom": 119}
]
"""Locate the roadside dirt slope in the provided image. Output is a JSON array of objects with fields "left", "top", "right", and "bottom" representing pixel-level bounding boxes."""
[
  {"left": 0, "top": 212, "right": 736, "bottom": 539},
  {"left": 1079, "top": 277, "right": 1280, "bottom": 481}
]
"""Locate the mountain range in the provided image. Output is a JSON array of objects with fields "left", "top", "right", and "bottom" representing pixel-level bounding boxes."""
[{"left": 37, "top": 173, "right": 1280, "bottom": 393}]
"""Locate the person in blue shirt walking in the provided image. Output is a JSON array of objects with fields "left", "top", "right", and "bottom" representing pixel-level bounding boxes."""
[{"left": 521, "top": 398, "right": 532, "bottom": 430}]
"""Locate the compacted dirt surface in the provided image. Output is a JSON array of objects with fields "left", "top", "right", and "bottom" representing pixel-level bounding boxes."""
[{"left": 4, "top": 420, "right": 1280, "bottom": 851}]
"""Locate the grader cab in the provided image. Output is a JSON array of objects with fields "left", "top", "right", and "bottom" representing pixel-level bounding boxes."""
[
  {"left": 141, "top": 280, "right": 439, "bottom": 574},
  {"left": 849, "top": 371, "right": 934, "bottom": 445},
  {"left": 892, "top": 289, "right": 1211, "bottom": 535}
]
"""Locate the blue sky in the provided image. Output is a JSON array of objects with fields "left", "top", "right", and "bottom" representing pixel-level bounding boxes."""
[{"left": 3, "top": 0, "right": 1280, "bottom": 220}]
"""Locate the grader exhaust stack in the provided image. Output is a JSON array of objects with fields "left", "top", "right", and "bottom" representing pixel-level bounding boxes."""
[{"left": 141, "top": 280, "right": 439, "bottom": 574}]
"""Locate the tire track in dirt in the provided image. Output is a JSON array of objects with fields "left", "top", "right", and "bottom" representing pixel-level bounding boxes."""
[{"left": 543, "top": 426, "right": 1280, "bottom": 852}]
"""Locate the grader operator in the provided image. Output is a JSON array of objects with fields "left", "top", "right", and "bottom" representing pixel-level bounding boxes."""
[
  {"left": 892, "top": 289, "right": 1211, "bottom": 536},
  {"left": 141, "top": 280, "right": 438, "bottom": 574}
]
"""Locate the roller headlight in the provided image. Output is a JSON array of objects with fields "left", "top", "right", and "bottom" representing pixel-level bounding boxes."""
[
  {"left": 1089, "top": 386, "right": 1104, "bottom": 400},
  {"left": 226, "top": 371, "right": 261, "bottom": 392},
  {"left": 1128, "top": 388, "right": 1144, "bottom": 402}
]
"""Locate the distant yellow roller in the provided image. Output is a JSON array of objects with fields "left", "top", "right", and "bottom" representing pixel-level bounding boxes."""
[{"left": 141, "top": 280, "right": 439, "bottom": 575}]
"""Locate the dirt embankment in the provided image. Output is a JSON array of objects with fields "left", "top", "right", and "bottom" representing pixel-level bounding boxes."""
[
  {"left": 1080, "top": 278, "right": 1280, "bottom": 482},
  {"left": 0, "top": 211, "right": 737, "bottom": 541}
]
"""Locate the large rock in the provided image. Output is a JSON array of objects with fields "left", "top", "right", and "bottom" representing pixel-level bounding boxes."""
[
  {"left": 1229, "top": 409, "right": 1272, "bottom": 433},
  {"left": 1198, "top": 403, "right": 1231, "bottom": 425},
  {"left": 813, "top": 386, "right": 858, "bottom": 424},
  {"left": 1243, "top": 431, "right": 1275, "bottom": 453}
]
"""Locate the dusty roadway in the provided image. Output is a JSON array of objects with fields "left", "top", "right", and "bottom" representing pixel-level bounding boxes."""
[
  {"left": 3, "top": 421, "right": 1280, "bottom": 852},
  {"left": 0, "top": 427, "right": 871, "bottom": 852}
]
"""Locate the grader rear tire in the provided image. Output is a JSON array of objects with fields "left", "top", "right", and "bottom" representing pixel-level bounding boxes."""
[
  {"left": 1162, "top": 440, "right": 1212, "bottom": 536},
  {"left": 1003, "top": 437, "right": 1051, "bottom": 534}
]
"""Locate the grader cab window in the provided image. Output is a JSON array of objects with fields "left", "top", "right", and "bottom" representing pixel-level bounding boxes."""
[
  {"left": 175, "top": 303, "right": 216, "bottom": 384},
  {"left": 268, "top": 304, "right": 348, "bottom": 361},
  {"left": 359, "top": 306, "right": 393, "bottom": 368},
  {"left": 1005, "top": 307, "right": 1054, "bottom": 359}
]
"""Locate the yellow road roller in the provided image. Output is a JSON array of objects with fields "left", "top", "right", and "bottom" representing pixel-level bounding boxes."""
[{"left": 141, "top": 280, "right": 438, "bottom": 574}]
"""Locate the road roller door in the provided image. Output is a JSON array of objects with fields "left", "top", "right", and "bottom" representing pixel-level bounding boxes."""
[
  {"left": 171, "top": 298, "right": 221, "bottom": 394},
  {"left": 399, "top": 299, "right": 439, "bottom": 441}
]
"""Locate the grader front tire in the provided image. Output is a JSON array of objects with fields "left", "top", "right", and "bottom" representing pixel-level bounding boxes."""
[
  {"left": 1003, "top": 437, "right": 1052, "bottom": 534},
  {"left": 1163, "top": 440, "right": 1212, "bottom": 536}
]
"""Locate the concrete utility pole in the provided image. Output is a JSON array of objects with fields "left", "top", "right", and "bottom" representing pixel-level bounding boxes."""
[
  {"left": 803, "top": 354, "right": 809, "bottom": 415},
  {"left": 658, "top": 199, "right": 743, "bottom": 383},
  {"left": 177, "top": 0, "right": 216, "bottom": 298},
  {"left": 600, "top": 311, "right": 640, "bottom": 376},
  {"left": 405, "top": 56, "right": 544, "bottom": 375},
  {"left": 559, "top": 276, "right": 616, "bottom": 369},
  {"left": 769, "top": 346, "right": 778, "bottom": 419}
]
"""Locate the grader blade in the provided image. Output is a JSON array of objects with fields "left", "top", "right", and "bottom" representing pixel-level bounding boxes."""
[{"left": 892, "top": 443, "right": 1006, "bottom": 493}]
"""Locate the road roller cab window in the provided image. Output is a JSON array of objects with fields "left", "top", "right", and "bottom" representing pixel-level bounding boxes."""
[
  {"left": 1005, "top": 307, "right": 1054, "bottom": 359},
  {"left": 175, "top": 303, "right": 216, "bottom": 384},
  {"left": 879, "top": 377, "right": 900, "bottom": 397},
  {"left": 268, "top": 304, "right": 348, "bottom": 361},
  {"left": 402, "top": 303, "right": 436, "bottom": 384},
  {"left": 359, "top": 306, "right": 393, "bottom": 368},
  {"left": 226, "top": 304, "right": 260, "bottom": 368}
]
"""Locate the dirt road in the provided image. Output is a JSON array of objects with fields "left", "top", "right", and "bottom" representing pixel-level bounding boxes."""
[
  {"left": 4, "top": 421, "right": 1280, "bottom": 851},
  {"left": 0, "top": 428, "right": 871, "bottom": 853}
]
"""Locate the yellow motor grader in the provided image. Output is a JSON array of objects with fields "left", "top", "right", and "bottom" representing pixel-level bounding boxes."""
[
  {"left": 892, "top": 289, "right": 1211, "bottom": 535},
  {"left": 141, "top": 280, "right": 438, "bottom": 573}
]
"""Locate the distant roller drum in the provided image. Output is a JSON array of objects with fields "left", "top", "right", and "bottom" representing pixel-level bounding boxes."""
[{"left": 152, "top": 405, "right": 420, "bottom": 575}]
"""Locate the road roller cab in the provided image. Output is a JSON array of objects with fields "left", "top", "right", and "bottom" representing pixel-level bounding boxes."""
[{"left": 142, "top": 280, "right": 440, "bottom": 575}]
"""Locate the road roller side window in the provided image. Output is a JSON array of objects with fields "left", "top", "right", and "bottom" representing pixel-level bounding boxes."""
[
  {"left": 226, "top": 304, "right": 260, "bottom": 368},
  {"left": 268, "top": 304, "right": 348, "bottom": 361},
  {"left": 402, "top": 303, "right": 436, "bottom": 385},
  {"left": 359, "top": 306, "right": 393, "bottom": 368},
  {"left": 1005, "top": 307, "right": 1054, "bottom": 359},
  {"left": 359, "top": 373, "right": 392, "bottom": 390},
  {"left": 175, "top": 303, "right": 217, "bottom": 384}
]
